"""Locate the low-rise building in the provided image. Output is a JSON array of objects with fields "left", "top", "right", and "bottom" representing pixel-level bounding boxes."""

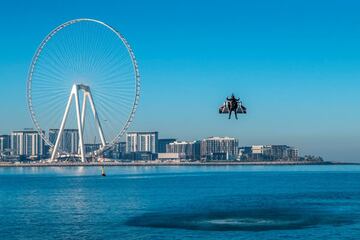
[
  {"left": 126, "top": 151, "right": 157, "bottom": 161},
  {"left": 112, "top": 141, "right": 126, "bottom": 159},
  {"left": 0, "top": 135, "right": 11, "bottom": 152},
  {"left": 201, "top": 137, "right": 238, "bottom": 161},
  {"left": 84, "top": 143, "right": 101, "bottom": 154},
  {"left": 166, "top": 141, "right": 200, "bottom": 160},
  {"left": 158, "top": 153, "right": 181, "bottom": 161},
  {"left": 240, "top": 145, "right": 300, "bottom": 161},
  {"left": 158, "top": 138, "right": 176, "bottom": 153},
  {"left": 49, "top": 129, "right": 79, "bottom": 154}
]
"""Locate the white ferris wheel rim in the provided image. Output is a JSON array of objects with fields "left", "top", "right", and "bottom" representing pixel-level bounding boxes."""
[{"left": 26, "top": 18, "right": 140, "bottom": 152}]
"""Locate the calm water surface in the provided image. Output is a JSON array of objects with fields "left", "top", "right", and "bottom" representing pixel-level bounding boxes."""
[{"left": 1, "top": 165, "right": 360, "bottom": 239}]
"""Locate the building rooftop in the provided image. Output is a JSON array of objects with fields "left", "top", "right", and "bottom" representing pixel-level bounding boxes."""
[
  {"left": 49, "top": 128, "right": 78, "bottom": 131},
  {"left": 127, "top": 131, "right": 158, "bottom": 134},
  {"left": 203, "top": 136, "right": 237, "bottom": 141},
  {"left": 169, "top": 141, "right": 198, "bottom": 145},
  {"left": 11, "top": 129, "right": 43, "bottom": 133}
]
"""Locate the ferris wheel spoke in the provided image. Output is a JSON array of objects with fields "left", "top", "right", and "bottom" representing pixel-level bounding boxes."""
[
  {"left": 27, "top": 19, "right": 140, "bottom": 159},
  {"left": 92, "top": 44, "right": 130, "bottom": 75},
  {"left": 98, "top": 72, "right": 135, "bottom": 86}
]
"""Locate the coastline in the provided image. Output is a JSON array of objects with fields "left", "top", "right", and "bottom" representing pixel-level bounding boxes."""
[{"left": 0, "top": 160, "right": 347, "bottom": 168}]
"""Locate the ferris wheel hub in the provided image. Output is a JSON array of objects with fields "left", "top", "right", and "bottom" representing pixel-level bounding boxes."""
[{"left": 77, "top": 84, "right": 90, "bottom": 91}]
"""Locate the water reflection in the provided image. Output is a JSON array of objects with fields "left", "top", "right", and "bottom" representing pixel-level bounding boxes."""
[{"left": 126, "top": 207, "right": 355, "bottom": 231}]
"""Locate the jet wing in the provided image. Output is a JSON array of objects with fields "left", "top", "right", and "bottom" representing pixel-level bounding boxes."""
[{"left": 219, "top": 101, "right": 247, "bottom": 114}]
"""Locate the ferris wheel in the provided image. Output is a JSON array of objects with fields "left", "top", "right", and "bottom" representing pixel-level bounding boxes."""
[{"left": 27, "top": 19, "right": 140, "bottom": 162}]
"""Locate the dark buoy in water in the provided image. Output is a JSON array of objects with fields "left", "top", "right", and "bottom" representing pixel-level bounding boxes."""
[{"left": 101, "top": 166, "right": 106, "bottom": 177}]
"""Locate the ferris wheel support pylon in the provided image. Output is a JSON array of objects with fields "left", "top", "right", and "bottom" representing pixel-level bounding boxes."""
[{"left": 50, "top": 84, "right": 106, "bottom": 162}]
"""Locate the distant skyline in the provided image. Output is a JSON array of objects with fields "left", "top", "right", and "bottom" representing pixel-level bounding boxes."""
[{"left": 0, "top": 0, "right": 360, "bottom": 162}]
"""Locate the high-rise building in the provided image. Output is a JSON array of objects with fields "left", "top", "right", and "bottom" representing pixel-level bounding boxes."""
[
  {"left": 158, "top": 138, "right": 176, "bottom": 153},
  {"left": 126, "top": 132, "right": 158, "bottom": 153},
  {"left": 49, "top": 129, "right": 79, "bottom": 154},
  {"left": 11, "top": 129, "right": 45, "bottom": 159},
  {"left": 166, "top": 141, "right": 200, "bottom": 160},
  {"left": 201, "top": 137, "right": 238, "bottom": 160},
  {"left": 0, "top": 135, "right": 11, "bottom": 152}
]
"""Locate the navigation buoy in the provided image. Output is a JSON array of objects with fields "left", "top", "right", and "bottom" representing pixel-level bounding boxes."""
[{"left": 101, "top": 166, "right": 106, "bottom": 177}]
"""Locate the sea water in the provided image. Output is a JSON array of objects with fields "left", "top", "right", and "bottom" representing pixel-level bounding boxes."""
[{"left": 1, "top": 165, "right": 360, "bottom": 239}]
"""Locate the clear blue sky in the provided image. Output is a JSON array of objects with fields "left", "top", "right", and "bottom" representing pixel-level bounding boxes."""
[{"left": 0, "top": 0, "right": 359, "bottom": 162}]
